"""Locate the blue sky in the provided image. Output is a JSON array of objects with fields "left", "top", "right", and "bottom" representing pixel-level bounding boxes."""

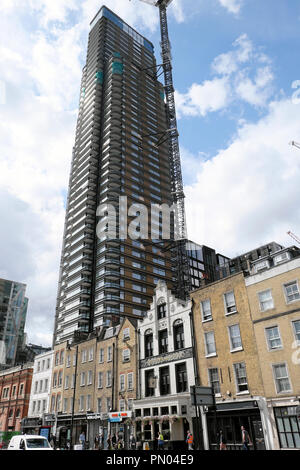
[{"left": 1, "top": 0, "right": 300, "bottom": 345}]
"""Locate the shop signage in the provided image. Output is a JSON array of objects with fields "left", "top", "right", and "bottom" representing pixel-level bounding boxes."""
[
  {"left": 87, "top": 413, "right": 102, "bottom": 420},
  {"left": 108, "top": 411, "right": 132, "bottom": 422},
  {"left": 214, "top": 400, "right": 259, "bottom": 412},
  {"left": 44, "top": 414, "right": 55, "bottom": 422},
  {"left": 140, "top": 348, "right": 193, "bottom": 368}
]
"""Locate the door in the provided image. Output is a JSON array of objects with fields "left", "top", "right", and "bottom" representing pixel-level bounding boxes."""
[{"left": 252, "top": 420, "right": 266, "bottom": 450}]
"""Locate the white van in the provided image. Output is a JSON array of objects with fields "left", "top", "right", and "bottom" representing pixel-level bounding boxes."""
[{"left": 7, "top": 434, "right": 53, "bottom": 450}]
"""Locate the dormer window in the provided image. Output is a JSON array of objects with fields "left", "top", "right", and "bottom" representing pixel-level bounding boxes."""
[
  {"left": 274, "top": 252, "right": 291, "bottom": 265},
  {"left": 254, "top": 260, "right": 270, "bottom": 272}
]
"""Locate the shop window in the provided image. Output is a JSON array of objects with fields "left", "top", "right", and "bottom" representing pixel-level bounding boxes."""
[{"left": 275, "top": 407, "right": 300, "bottom": 449}]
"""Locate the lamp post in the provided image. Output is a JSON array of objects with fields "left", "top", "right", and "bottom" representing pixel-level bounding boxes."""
[{"left": 67, "top": 342, "right": 79, "bottom": 450}]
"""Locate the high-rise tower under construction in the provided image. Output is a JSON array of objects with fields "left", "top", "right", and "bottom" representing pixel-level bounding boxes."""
[{"left": 53, "top": 6, "right": 175, "bottom": 345}]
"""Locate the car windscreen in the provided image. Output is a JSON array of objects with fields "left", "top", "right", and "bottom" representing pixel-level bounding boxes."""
[{"left": 26, "top": 438, "right": 50, "bottom": 448}]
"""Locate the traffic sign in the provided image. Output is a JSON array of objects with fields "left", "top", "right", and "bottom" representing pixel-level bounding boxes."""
[{"left": 190, "top": 386, "right": 215, "bottom": 406}]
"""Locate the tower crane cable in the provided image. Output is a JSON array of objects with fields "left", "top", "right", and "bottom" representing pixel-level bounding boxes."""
[{"left": 287, "top": 231, "right": 300, "bottom": 246}]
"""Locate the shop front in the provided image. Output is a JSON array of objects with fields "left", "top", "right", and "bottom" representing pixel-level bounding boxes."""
[
  {"left": 46, "top": 413, "right": 88, "bottom": 449},
  {"left": 273, "top": 405, "right": 300, "bottom": 450},
  {"left": 206, "top": 399, "right": 266, "bottom": 450},
  {"left": 87, "top": 412, "right": 109, "bottom": 449},
  {"left": 133, "top": 397, "right": 194, "bottom": 451},
  {"left": 108, "top": 411, "right": 134, "bottom": 449},
  {"left": 20, "top": 417, "right": 41, "bottom": 435}
]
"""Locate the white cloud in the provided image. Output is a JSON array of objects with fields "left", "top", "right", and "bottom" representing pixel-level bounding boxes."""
[
  {"left": 176, "top": 34, "right": 274, "bottom": 118},
  {"left": 175, "top": 77, "right": 231, "bottom": 117},
  {"left": 28, "top": 0, "right": 80, "bottom": 26},
  {"left": 218, "top": 0, "right": 243, "bottom": 15},
  {"left": 184, "top": 97, "right": 300, "bottom": 257},
  {"left": 235, "top": 66, "right": 274, "bottom": 107}
]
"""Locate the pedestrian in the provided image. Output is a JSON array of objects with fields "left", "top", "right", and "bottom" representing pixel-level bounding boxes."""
[
  {"left": 186, "top": 430, "right": 194, "bottom": 450},
  {"left": 79, "top": 431, "right": 86, "bottom": 450},
  {"left": 112, "top": 433, "right": 117, "bottom": 449},
  {"left": 219, "top": 430, "right": 227, "bottom": 451},
  {"left": 49, "top": 434, "right": 56, "bottom": 450},
  {"left": 157, "top": 432, "right": 164, "bottom": 450},
  {"left": 94, "top": 434, "right": 100, "bottom": 450},
  {"left": 130, "top": 434, "right": 136, "bottom": 450},
  {"left": 117, "top": 438, "right": 124, "bottom": 450},
  {"left": 107, "top": 434, "right": 112, "bottom": 450},
  {"left": 241, "top": 426, "right": 252, "bottom": 450}
]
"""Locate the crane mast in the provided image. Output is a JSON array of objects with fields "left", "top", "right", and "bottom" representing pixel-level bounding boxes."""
[{"left": 157, "top": 2, "right": 191, "bottom": 300}]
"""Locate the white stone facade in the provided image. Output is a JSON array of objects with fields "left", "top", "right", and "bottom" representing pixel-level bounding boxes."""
[
  {"left": 28, "top": 350, "right": 54, "bottom": 418},
  {"left": 133, "top": 281, "right": 196, "bottom": 448}
]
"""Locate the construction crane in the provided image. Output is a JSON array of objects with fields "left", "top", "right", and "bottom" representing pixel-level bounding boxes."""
[
  {"left": 287, "top": 231, "right": 300, "bottom": 246},
  {"left": 289, "top": 141, "right": 300, "bottom": 150},
  {"left": 133, "top": 0, "right": 191, "bottom": 300}
]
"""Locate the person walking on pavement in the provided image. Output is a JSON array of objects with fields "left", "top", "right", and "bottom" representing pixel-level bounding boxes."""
[
  {"left": 186, "top": 430, "right": 194, "bottom": 450},
  {"left": 130, "top": 434, "right": 136, "bottom": 450},
  {"left": 241, "top": 426, "right": 252, "bottom": 450},
  {"left": 112, "top": 433, "right": 117, "bottom": 449},
  {"left": 219, "top": 430, "right": 227, "bottom": 450},
  {"left": 157, "top": 432, "right": 164, "bottom": 450},
  {"left": 79, "top": 431, "right": 86, "bottom": 450},
  {"left": 94, "top": 434, "right": 100, "bottom": 450}
]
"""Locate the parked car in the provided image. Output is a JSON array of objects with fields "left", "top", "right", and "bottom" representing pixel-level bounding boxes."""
[{"left": 7, "top": 434, "right": 53, "bottom": 450}]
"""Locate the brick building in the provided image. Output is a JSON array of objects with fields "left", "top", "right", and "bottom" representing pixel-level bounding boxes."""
[
  {"left": 0, "top": 363, "right": 33, "bottom": 445},
  {"left": 48, "top": 319, "right": 138, "bottom": 449},
  {"left": 191, "top": 243, "right": 300, "bottom": 450},
  {"left": 245, "top": 247, "right": 300, "bottom": 450},
  {"left": 191, "top": 272, "right": 266, "bottom": 450}
]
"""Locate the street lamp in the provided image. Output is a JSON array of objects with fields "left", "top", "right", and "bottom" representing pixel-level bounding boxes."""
[{"left": 67, "top": 341, "right": 79, "bottom": 450}]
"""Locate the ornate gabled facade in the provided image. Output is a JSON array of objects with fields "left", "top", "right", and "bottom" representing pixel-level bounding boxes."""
[{"left": 134, "top": 281, "right": 197, "bottom": 450}]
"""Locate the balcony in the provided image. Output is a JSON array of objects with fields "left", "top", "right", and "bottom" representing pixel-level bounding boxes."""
[{"left": 104, "top": 282, "right": 120, "bottom": 292}]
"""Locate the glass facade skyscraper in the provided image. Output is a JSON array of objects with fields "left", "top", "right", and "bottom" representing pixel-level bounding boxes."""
[
  {"left": 0, "top": 278, "right": 28, "bottom": 369},
  {"left": 53, "top": 7, "right": 174, "bottom": 345}
]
